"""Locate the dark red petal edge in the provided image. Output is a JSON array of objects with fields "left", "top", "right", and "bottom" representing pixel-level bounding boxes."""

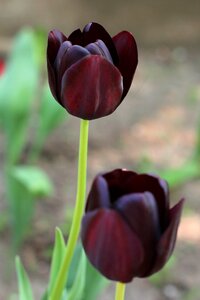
[
  {"left": 147, "top": 198, "right": 184, "bottom": 276},
  {"left": 112, "top": 31, "right": 138, "bottom": 100},
  {"left": 47, "top": 58, "right": 60, "bottom": 102},
  {"left": 131, "top": 174, "right": 170, "bottom": 231},
  {"left": 81, "top": 208, "right": 144, "bottom": 282},
  {"left": 86, "top": 175, "right": 110, "bottom": 212},
  {"left": 47, "top": 29, "right": 67, "bottom": 64},
  {"left": 115, "top": 192, "right": 161, "bottom": 276}
]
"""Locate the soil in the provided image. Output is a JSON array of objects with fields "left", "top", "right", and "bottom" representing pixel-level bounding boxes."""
[{"left": 0, "top": 1, "right": 200, "bottom": 299}]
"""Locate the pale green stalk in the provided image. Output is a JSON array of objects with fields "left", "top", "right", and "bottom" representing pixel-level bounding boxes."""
[
  {"left": 49, "top": 119, "right": 89, "bottom": 300},
  {"left": 115, "top": 282, "right": 126, "bottom": 300}
]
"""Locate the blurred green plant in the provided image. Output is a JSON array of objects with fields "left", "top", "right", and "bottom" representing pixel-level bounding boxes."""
[
  {"left": 138, "top": 151, "right": 200, "bottom": 190},
  {"left": 149, "top": 255, "right": 176, "bottom": 287},
  {"left": 0, "top": 28, "right": 67, "bottom": 249},
  {"left": 16, "top": 229, "right": 108, "bottom": 300},
  {"left": 15, "top": 257, "right": 34, "bottom": 300}
]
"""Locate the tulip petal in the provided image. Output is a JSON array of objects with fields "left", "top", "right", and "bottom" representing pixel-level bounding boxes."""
[
  {"left": 59, "top": 45, "right": 90, "bottom": 72},
  {"left": 85, "top": 42, "right": 103, "bottom": 56},
  {"left": 112, "top": 31, "right": 138, "bottom": 99},
  {"left": 102, "top": 170, "right": 169, "bottom": 229},
  {"left": 130, "top": 174, "right": 170, "bottom": 231},
  {"left": 86, "top": 40, "right": 113, "bottom": 64},
  {"left": 86, "top": 176, "right": 110, "bottom": 212},
  {"left": 103, "top": 169, "right": 138, "bottom": 203},
  {"left": 83, "top": 22, "right": 119, "bottom": 65},
  {"left": 96, "top": 40, "right": 113, "bottom": 63},
  {"left": 57, "top": 45, "right": 90, "bottom": 95},
  {"left": 54, "top": 41, "right": 72, "bottom": 73},
  {"left": 68, "top": 28, "right": 83, "bottom": 45},
  {"left": 115, "top": 192, "right": 161, "bottom": 276},
  {"left": 148, "top": 198, "right": 184, "bottom": 276},
  {"left": 47, "top": 30, "right": 67, "bottom": 64},
  {"left": 47, "top": 58, "right": 59, "bottom": 101},
  {"left": 61, "top": 55, "right": 123, "bottom": 120},
  {"left": 47, "top": 30, "right": 67, "bottom": 101},
  {"left": 81, "top": 208, "right": 144, "bottom": 282}
]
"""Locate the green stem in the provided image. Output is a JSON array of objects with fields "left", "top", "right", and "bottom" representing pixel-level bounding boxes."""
[
  {"left": 115, "top": 282, "right": 126, "bottom": 300},
  {"left": 49, "top": 119, "right": 89, "bottom": 300}
]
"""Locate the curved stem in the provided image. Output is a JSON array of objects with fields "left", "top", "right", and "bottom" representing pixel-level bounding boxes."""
[
  {"left": 49, "top": 119, "right": 89, "bottom": 300},
  {"left": 115, "top": 282, "right": 126, "bottom": 300}
]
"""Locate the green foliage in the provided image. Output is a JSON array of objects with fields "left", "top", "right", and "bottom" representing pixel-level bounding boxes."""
[
  {"left": 10, "top": 165, "right": 53, "bottom": 197},
  {"left": 30, "top": 84, "right": 66, "bottom": 161},
  {"left": 32, "top": 29, "right": 47, "bottom": 67},
  {"left": 83, "top": 257, "right": 109, "bottom": 300},
  {"left": 7, "top": 165, "right": 53, "bottom": 249},
  {"left": 66, "top": 242, "right": 109, "bottom": 300},
  {"left": 15, "top": 257, "right": 34, "bottom": 300},
  {"left": 43, "top": 235, "right": 108, "bottom": 300},
  {"left": 0, "top": 211, "right": 9, "bottom": 232},
  {"left": 0, "top": 28, "right": 67, "bottom": 249},
  {"left": 48, "top": 228, "right": 66, "bottom": 295},
  {"left": 67, "top": 250, "right": 87, "bottom": 300},
  {"left": 149, "top": 255, "right": 176, "bottom": 287},
  {"left": 160, "top": 160, "right": 200, "bottom": 188},
  {"left": 0, "top": 29, "right": 40, "bottom": 164}
]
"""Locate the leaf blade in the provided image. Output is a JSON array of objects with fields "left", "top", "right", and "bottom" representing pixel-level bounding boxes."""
[{"left": 15, "top": 256, "right": 34, "bottom": 300}]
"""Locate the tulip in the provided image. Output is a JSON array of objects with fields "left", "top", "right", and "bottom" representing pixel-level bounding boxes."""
[
  {"left": 81, "top": 169, "right": 184, "bottom": 283},
  {"left": 47, "top": 22, "right": 138, "bottom": 120}
]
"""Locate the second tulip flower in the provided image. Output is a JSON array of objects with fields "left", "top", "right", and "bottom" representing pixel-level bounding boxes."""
[{"left": 81, "top": 169, "right": 184, "bottom": 283}]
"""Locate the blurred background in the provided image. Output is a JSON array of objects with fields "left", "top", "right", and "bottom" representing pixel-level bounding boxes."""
[{"left": 0, "top": 0, "right": 200, "bottom": 299}]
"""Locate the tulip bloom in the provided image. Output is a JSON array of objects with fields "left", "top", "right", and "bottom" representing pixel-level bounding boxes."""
[
  {"left": 81, "top": 169, "right": 184, "bottom": 283},
  {"left": 47, "top": 22, "right": 138, "bottom": 120}
]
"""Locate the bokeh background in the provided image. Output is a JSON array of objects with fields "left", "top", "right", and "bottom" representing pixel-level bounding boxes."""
[{"left": 0, "top": 0, "right": 200, "bottom": 299}]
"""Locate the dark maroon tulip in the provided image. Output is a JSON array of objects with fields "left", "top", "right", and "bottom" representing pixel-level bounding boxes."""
[
  {"left": 47, "top": 22, "right": 138, "bottom": 120},
  {"left": 81, "top": 169, "right": 184, "bottom": 283}
]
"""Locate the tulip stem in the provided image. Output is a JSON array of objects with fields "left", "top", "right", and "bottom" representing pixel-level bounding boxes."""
[
  {"left": 115, "top": 282, "right": 126, "bottom": 300},
  {"left": 49, "top": 119, "right": 89, "bottom": 300}
]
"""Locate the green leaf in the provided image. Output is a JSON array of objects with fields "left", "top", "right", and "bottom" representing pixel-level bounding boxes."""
[
  {"left": 66, "top": 243, "right": 108, "bottom": 300},
  {"left": 67, "top": 250, "right": 87, "bottom": 300},
  {"left": 48, "top": 228, "right": 66, "bottom": 295},
  {"left": 0, "top": 29, "right": 40, "bottom": 164},
  {"left": 0, "top": 29, "right": 39, "bottom": 117},
  {"left": 66, "top": 243, "right": 83, "bottom": 289},
  {"left": 41, "top": 290, "right": 48, "bottom": 300},
  {"left": 149, "top": 255, "right": 176, "bottom": 287},
  {"left": 15, "top": 256, "right": 34, "bottom": 300},
  {"left": 6, "top": 172, "right": 33, "bottom": 249},
  {"left": 39, "top": 84, "right": 67, "bottom": 137},
  {"left": 30, "top": 84, "right": 67, "bottom": 161},
  {"left": 160, "top": 159, "right": 200, "bottom": 188},
  {"left": 32, "top": 29, "right": 47, "bottom": 67},
  {"left": 10, "top": 165, "right": 53, "bottom": 197},
  {"left": 0, "top": 211, "right": 9, "bottom": 232},
  {"left": 83, "top": 257, "right": 109, "bottom": 300},
  {"left": 7, "top": 165, "right": 53, "bottom": 248}
]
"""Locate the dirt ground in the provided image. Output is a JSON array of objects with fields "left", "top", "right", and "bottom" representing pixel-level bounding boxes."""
[{"left": 0, "top": 1, "right": 200, "bottom": 299}]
